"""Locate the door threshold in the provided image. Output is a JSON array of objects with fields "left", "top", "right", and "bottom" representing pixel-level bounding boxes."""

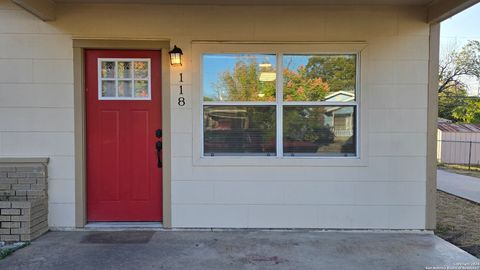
[{"left": 85, "top": 222, "right": 164, "bottom": 231}]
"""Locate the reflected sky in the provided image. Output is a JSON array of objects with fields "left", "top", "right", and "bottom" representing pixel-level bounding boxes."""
[
  {"left": 203, "top": 54, "right": 276, "bottom": 100},
  {"left": 202, "top": 54, "right": 356, "bottom": 101}
]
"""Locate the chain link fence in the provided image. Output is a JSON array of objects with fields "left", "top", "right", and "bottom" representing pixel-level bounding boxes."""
[{"left": 437, "top": 139, "right": 480, "bottom": 170}]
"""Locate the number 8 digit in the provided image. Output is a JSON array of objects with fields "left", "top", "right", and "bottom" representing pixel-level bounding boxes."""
[{"left": 178, "top": 97, "right": 185, "bottom": 106}]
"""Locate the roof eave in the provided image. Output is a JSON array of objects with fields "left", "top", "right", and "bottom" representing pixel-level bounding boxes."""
[{"left": 10, "top": 0, "right": 480, "bottom": 25}]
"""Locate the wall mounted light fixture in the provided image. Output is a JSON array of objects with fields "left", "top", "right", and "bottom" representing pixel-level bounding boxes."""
[{"left": 168, "top": 45, "right": 183, "bottom": 66}]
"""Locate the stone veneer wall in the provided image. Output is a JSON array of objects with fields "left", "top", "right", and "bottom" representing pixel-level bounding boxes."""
[{"left": 0, "top": 158, "right": 49, "bottom": 242}]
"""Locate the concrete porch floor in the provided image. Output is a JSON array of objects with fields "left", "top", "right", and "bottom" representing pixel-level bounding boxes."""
[{"left": 0, "top": 231, "right": 478, "bottom": 270}]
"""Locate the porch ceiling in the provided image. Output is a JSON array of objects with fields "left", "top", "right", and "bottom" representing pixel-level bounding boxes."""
[
  {"left": 54, "top": 0, "right": 433, "bottom": 4},
  {"left": 10, "top": 0, "right": 480, "bottom": 23}
]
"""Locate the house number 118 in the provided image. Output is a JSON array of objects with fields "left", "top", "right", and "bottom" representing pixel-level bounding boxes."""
[{"left": 178, "top": 73, "right": 185, "bottom": 107}]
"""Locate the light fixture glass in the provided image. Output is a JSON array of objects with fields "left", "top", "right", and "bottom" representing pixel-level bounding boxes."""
[{"left": 168, "top": 45, "right": 183, "bottom": 66}]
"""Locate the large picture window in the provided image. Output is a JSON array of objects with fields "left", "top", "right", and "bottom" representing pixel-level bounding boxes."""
[{"left": 202, "top": 53, "right": 358, "bottom": 157}]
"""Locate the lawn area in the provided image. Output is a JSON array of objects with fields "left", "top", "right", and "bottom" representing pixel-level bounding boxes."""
[
  {"left": 438, "top": 164, "right": 480, "bottom": 179},
  {"left": 436, "top": 190, "right": 480, "bottom": 258}
]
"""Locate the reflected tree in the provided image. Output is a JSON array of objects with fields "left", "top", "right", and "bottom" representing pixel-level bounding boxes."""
[
  {"left": 283, "top": 65, "right": 330, "bottom": 101},
  {"left": 305, "top": 55, "right": 356, "bottom": 93},
  {"left": 212, "top": 58, "right": 276, "bottom": 101}
]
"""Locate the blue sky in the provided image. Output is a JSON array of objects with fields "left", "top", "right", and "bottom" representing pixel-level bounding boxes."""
[
  {"left": 441, "top": 3, "right": 480, "bottom": 95},
  {"left": 441, "top": 3, "right": 480, "bottom": 47}
]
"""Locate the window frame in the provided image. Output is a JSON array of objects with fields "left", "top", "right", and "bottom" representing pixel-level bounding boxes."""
[
  {"left": 192, "top": 42, "right": 368, "bottom": 167},
  {"left": 97, "top": 58, "right": 152, "bottom": 100}
]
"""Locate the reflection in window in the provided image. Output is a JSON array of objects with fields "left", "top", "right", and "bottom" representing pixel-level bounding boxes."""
[
  {"left": 98, "top": 59, "right": 151, "bottom": 100},
  {"left": 201, "top": 51, "right": 359, "bottom": 158},
  {"left": 203, "top": 54, "right": 277, "bottom": 102},
  {"left": 101, "top": 61, "right": 115, "bottom": 78},
  {"left": 134, "top": 80, "right": 149, "bottom": 98},
  {"left": 204, "top": 106, "right": 276, "bottom": 156},
  {"left": 283, "top": 106, "right": 356, "bottom": 156},
  {"left": 134, "top": 61, "right": 149, "bottom": 78},
  {"left": 283, "top": 55, "right": 356, "bottom": 102},
  {"left": 101, "top": 81, "right": 116, "bottom": 97},
  {"left": 117, "top": 61, "right": 132, "bottom": 79},
  {"left": 118, "top": 81, "right": 132, "bottom": 97}
]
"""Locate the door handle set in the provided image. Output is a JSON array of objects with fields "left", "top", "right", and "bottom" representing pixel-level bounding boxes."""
[{"left": 156, "top": 129, "right": 162, "bottom": 168}]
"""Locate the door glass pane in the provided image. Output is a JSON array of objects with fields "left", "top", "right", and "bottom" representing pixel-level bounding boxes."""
[
  {"left": 101, "top": 81, "right": 116, "bottom": 97},
  {"left": 134, "top": 61, "right": 149, "bottom": 79},
  {"left": 283, "top": 55, "right": 356, "bottom": 102},
  {"left": 101, "top": 61, "right": 115, "bottom": 78},
  {"left": 204, "top": 106, "right": 276, "bottom": 156},
  {"left": 117, "top": 61, "right": 132, "bottom": 79},
  {"left": 98, "top": 58, "right": 151, "bottom": 100},
  {"left": 203, "top": 54, "right": 277, "bottom": 102},
  {"left": 118, "top": 81, "right": 132, "bottom": 97},
  {"left": 283, "top": 106, "right": 356, "bottom": 156},
  {"left": 134, "top": 80, "right": 149, "bottom": 98}
]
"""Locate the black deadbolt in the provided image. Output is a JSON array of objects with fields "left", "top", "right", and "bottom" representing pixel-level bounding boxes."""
[{"left": 156, "top": 129, "right": 162, "bottom": 138}]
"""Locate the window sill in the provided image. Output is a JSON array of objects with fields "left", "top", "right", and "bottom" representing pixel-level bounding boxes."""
[{"left": 192, "top": 155, "right": 368, "bottom": 167}]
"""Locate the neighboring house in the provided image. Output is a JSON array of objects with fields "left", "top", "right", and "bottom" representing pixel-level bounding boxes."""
[
  {"left": 324, "top": 91, "right": 355, "bottom": 137},
  {"left": 0, "top": 0, "right": 476, "bottom": 230},
  {"left": 438, "top": 117, "right": 453, "bottom": 123},
  {"left": 437, "top": 123, "right": 480, "bottom": 165}
]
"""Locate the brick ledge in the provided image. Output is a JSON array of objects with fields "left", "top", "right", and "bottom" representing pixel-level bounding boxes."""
[{"left": 0, "top": 158, "right": 49, "bottom": 164}]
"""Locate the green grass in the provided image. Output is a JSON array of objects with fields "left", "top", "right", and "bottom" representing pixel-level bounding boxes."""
[
  {"left": 0, "top": 249, "right": 14, "bottom": 260},
  {"left": 0, "top": 242, "right": 29, "bottom": 260}
]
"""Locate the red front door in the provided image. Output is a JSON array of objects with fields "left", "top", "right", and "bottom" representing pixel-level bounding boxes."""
[{"left": 86, "top": 49, "right": 162, "bottom": 221}]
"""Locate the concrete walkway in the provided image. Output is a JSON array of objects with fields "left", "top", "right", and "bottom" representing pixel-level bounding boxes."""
[
  {"left": 0, "top": 231, "right": 478, "bottom": 270},
  {"left": 437, "top": 169, "right": 480, "bottom": 203}
]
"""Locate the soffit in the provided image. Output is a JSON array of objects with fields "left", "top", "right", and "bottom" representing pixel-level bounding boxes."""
[
  {"left": 53, "top": 0, "right": 433, "bottom": 5},
  {"left": 13, "top": 0, "right": 480, "bottom": 23}
]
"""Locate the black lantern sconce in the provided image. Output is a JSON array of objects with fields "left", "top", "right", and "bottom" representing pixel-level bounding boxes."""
[{"left": 168, "top": 45, "right": 183, "bottom": 66}]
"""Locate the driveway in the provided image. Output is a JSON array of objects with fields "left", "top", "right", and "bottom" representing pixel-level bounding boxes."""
[
  {"left": 0, "top": 231, "right": 478, "bottom": 270},
  {"left": 437, "top": 169, "right": 480, "bottom": 203}
]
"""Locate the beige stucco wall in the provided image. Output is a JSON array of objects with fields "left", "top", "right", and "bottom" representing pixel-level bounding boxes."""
[{"left": 1, "top": 0, "right": 431, "bottom": 228}]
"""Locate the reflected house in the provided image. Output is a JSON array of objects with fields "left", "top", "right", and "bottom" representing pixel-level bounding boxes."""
[
  {"left": 204, "top": 106, "right": 276, "bottom": 155},
  {"left": 0, "top": 0, "right": 470, "bottom": 231},
  {"left": 324, "top": 91, "right": 355, "bottom": 138},
  {"left": 203, "top": 93, "right": 357, "bottom": 156},
  {"left": 204, "top": 108, "right": 248, "bottom": 130},
  {"left": 204, "top": 107, "right": 251, "bottom": 154}
]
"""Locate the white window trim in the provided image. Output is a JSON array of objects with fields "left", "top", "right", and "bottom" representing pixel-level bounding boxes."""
[
  {"left": 192, "top": 42, "right": 368, "bottom": 167},
  {"left": 97, "top": 58, "right": 152, "bottom": 100}
]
